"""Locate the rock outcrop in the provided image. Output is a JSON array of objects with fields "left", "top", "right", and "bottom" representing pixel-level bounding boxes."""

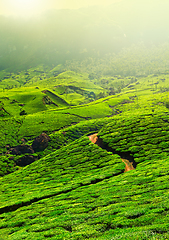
[
  {"left": 9, "top": 145, "right": 34, "bottom": 155},
  {"left": 32, "top": 133, "right": 50, "bottom": 152},
  {"left": 5, "top": 133, "right": 50, "bottom": 168},
  {"left": 16, "top": 155, "right": 37, "bottom": 167}
]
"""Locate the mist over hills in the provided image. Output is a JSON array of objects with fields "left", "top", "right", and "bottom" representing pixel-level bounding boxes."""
[
  {"left": 1, "top": 1, "right": 169, "bottom": 239},
  {"left": 0, "top": 0, "right": 169, "bottom": 71}
]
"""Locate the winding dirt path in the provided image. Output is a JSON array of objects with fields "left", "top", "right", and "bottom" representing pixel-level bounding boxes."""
[
  {"left": 88, "top": 133, "right": 99, "bottom": 144},
  {"left": 88, "top": 133, "right": 135, "bottom": 173},
  {"left": 121, "top": 158, "right": 135, "bottom": 172}
]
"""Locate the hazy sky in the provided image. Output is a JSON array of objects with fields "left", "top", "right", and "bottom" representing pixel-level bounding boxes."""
[{"left": 0, "top": 0, "right": 121, "bottom": 17}]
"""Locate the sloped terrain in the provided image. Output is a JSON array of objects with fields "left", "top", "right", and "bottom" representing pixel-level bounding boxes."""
[
  {"left": 98, "top": 113, "right": 169, "bottom": 164},
  {"left": 0, "top": 84, "right": 131, "bottom": 176},
  {"left": 0, "top": 67, "right": 169, "bottom": 239},
  {"left": 1, "top": 1, "right": 169, "bottom": 238},
  {"left": 0, "top": 136, "right": 169, "bottom": 239}
]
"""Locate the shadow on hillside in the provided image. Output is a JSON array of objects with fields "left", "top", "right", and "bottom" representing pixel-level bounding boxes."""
[{"left": 88, "top": 133, "right": 136, "bottom": 172}]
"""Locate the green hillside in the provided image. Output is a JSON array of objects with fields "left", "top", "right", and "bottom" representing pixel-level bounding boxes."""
[
  {"left": 0, "top": 126, "right": 169, "bottom": 239},
  {"left": 0, "top": 66, "right": 169, "bottom": 239},
  {"left": 1, "top": 0, "right": 169, "bottom": 238}
]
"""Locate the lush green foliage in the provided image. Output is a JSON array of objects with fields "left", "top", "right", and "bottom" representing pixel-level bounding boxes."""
[
  {"left": 1, "top": 1, "right": 169, "bottom": 238},
  {"left": 1, "top": 62, "right": 169, "bottom": 239},
  {"left": 0, "top": 136, "right": 169, "bottom": 239},
  {"left": 99, "top": 113, "right": 169, "bottom": 163},
  {"left": 0, "top": 76, "right": 131, "bottom": 176}
]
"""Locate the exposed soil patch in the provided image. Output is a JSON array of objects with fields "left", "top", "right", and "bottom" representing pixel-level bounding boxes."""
[
  {"left": 122, "top": 158, "right": 135, "bottom": 172},
  {"left": 88, "top": 133, "right": 135, "bottom": 173},
  {"left": 89, "top": 133, "right": 101, "bottom": 145}
]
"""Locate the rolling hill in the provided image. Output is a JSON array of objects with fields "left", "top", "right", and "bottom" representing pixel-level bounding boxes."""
[{"left": 0, "top": 65, "right": 169, "bottom": 239}]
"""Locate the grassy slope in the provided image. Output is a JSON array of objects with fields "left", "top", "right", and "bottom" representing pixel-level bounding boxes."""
[
  {"left": 0, "top": 91, "right": 126, "bottom": 176},
  {"left": 0, "top": 137, "right": 169, "bottom": 239},
  {"left": 0, "top": 70, "right": 169, "bottom": 238},
  {"left": 0, "top": 86, "right": 127, "bottom": 148}
]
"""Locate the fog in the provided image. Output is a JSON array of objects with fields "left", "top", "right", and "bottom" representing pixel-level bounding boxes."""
[
  {"left": 0, "top": 0, "right": 169, "bottom": 72},
  {"left": 0, "top": 0, "right": 121, "bottom": 16}
]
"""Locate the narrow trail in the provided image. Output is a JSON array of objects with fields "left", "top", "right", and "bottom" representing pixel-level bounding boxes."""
[
  {"left": 88, "top": 133, "right": 135, "bottom": 173},
  {"left": 122, "top": 158, "right": 135, "bottom": 172}
]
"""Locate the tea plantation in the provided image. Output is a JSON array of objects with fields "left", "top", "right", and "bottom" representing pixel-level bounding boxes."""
[{"left": 0, "top": 67, "right": 169, "bottom": 239}]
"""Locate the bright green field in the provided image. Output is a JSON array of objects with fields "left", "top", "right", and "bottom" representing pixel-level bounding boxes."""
[{"left": 0, "top": 67, "right": 169, "bottom": 239}]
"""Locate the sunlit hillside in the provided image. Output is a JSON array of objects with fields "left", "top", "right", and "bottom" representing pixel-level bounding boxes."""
[
  {"left": 0, "top": 0, "right": 169, "bottom": 239},
  {"left": 0, "top": 65, "right": 169, "bottom": 239}
]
